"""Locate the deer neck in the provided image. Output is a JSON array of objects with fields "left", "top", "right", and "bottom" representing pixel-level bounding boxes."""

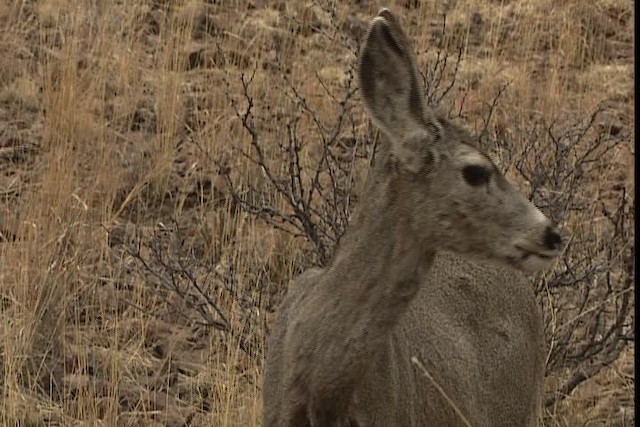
[
  {"left": 289, "top": 158, "right": 436, "bottom": 420},
  {"left": 323, "top": 167, "right": 436, "bottom": 329}
]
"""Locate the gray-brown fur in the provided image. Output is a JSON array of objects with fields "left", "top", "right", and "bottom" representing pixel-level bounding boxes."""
[{"left": 262, "top": 8, "right": 562, "bottom": 427}]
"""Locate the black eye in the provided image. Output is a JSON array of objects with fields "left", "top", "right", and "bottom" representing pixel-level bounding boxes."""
[{"left": 462, "top": 165, "right": 491, "bottom": 186}]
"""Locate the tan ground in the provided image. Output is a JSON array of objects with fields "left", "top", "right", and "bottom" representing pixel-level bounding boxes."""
[{"left": 0, "top": 1, "right": 633, "bottom": 426}]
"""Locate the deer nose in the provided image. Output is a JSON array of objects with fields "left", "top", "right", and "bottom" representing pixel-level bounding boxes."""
[{"left": 544, "top": 226, "right": 562, "bottom": 251}]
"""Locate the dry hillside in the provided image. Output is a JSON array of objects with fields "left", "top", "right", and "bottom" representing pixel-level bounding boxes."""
[{"left": 0, "top": 1, "right": 634, "bottom": 426}]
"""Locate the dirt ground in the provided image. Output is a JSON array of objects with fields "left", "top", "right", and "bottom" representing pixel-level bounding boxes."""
[{"left": 0, "top": 1, "right": 633, "bottom": 426}]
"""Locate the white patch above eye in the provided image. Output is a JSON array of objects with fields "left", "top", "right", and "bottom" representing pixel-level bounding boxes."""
[
  {"left": 458, "top": 151, "right": 491, "bottom": 169},
  {"left": 530, "top": 205, "right": 547, "bottom": 224}
]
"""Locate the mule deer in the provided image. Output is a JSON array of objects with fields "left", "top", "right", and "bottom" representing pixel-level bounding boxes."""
[{"left": 263, "top": 8, "right": 562, "bottom": 427}]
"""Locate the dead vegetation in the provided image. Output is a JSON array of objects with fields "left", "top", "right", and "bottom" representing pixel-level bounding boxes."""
[{"left": 0, "top": 0, "right": 633, "bottom": 426}]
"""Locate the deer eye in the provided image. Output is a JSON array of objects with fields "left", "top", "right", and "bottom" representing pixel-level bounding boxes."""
[{"left": 462, "top": 164, "right": 491, "bottom": 186}]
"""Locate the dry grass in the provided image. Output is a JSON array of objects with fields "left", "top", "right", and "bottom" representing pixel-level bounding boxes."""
[{"left": 0, "top": 0, "right": 633, "bottom": 426}]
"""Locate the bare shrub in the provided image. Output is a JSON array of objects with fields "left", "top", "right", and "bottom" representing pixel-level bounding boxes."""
[
  {"left": 511, "top": 111, "right": 634, "bottom": 407},
  {"left": 121, "top": 220, "right": 268, "bottom": 361}
]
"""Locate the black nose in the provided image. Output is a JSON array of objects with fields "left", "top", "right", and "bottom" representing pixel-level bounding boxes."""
[{"left": 544, "top": 226, "right": 562, "bottom": 250}]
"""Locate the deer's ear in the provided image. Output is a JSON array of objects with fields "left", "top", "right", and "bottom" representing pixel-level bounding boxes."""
[
  {"left": 358, "top": 9, "right": 442, "bottom": 173},
  {"left": 358, "top": 10, "right": 425, "bottom": 140},
  {"left": 395, "top": 130, "right": 441, "bottom": 174}
]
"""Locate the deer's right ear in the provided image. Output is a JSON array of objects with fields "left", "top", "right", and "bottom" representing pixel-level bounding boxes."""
[{"left": 358, "top": 9, "right": 441, "bottom": 173}]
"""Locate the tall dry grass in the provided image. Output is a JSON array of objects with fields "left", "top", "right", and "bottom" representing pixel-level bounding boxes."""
[{"left": 0, "top": 0, "right": 633, "bottom": 426}]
